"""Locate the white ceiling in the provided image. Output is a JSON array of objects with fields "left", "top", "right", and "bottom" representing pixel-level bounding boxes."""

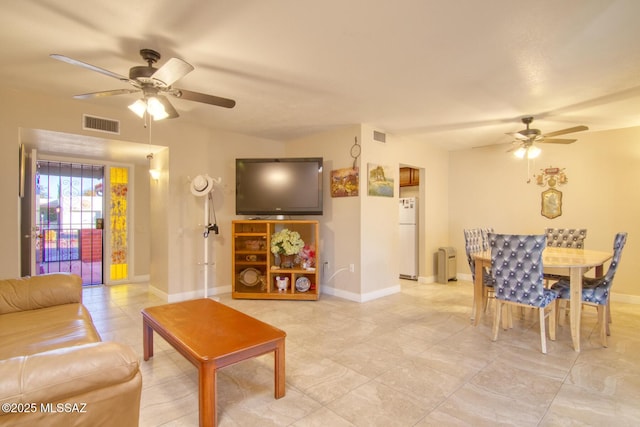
[{"left": 3, "top": 0, "right": 640, "bottom": 153}]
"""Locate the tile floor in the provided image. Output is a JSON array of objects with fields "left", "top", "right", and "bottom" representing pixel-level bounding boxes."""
[{"left": 82, "top": 279, "right": 640, "bottom": 426}]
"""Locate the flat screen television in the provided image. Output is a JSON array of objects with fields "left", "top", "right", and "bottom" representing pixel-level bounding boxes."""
[{"left": 236, "top": 157, "right": 323, "bottom": 216}]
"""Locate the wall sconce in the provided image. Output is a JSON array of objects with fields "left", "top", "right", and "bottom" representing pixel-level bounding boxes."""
[
  {"left": 147, "top": 153, "right": 160, "bottom": 181},
  {"left": 149, "top": 169, "right": 161, "bottom": 181}
]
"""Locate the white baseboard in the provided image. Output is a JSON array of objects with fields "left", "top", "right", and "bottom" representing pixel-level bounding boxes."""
[
  {"left": 103, "top": 274, "right": 149, "bottom": 286},
  {"left": 321, "top": 284, "right": 401, "bottom": 303},
  {"left": 150, "top": 284, "right": 232, "bottom": 303},
  {"left": 611, "top": 292, "right": 640, "bottom": 305},
  {"left": 147, "top": 279, "right": 639, "bottom": 306},
  {"left": 457, "top": 273, "right": 472, "bottom": 282},
  {"left": 148, "top": 285, "right": 167, "bottom": 301}
]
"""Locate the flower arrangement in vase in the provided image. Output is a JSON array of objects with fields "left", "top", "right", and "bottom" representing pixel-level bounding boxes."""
[
  {"left": 297, "top": 244, "right": 316, "bottom": 269},
  {"left": 271, "top": 228, "right": 304, "bottom": 268}
]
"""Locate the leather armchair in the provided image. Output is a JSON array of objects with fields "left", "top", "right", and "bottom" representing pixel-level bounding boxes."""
[{"left": 0, "top": 274, "right": 141, "bottom": 426}]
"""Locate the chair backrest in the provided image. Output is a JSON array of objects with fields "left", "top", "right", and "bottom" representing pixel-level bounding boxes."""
[
  {"left": 600, "top": 232, "right": 628, "bottom": 290},
  {"left": 463, "top": 228, "right": 494, "bottom": 280},
  {"left": 545, "top": 228, "right": 587, "bottom": 248},
  {"left": 489, "top": 233, "right": 547, "bottom": 306},
  {"left": 480, "top": 228, "right": 494, "bottom": 251}
]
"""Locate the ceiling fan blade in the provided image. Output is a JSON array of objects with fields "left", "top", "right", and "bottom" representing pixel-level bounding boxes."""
[
  {"left": 156, "top": 95, "right": 179, "bottom": 119},
  {"left": 151, "top": 58, "right": 194, "bottom": 87},
  {"left": 173, "top": 88, "right": 236, "bottom": 108},
  {"left": 505, "top": 143, "right": 521, "bottom": 153},
  {"left": 506, "top": 131, "right": 529, "bottom": 141},
  {"left": 543, "top": 125, "right": 588, "bottom": 138},
  {"left": 73, "top": 89, "right": 140, "bottom": 99},
  {"left": 472, "top": 141, "right": 512, "bottom": 150},
  {"left": 540, "top": 138, "right": 577, "bottom": 144},
  {"left": 50, "top": 54, "right": 130, "bottom": 82}
]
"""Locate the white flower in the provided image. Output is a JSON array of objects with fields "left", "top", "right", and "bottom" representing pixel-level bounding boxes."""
[{"left": 271, "top": 229, "right": 305, "bottom": 255}]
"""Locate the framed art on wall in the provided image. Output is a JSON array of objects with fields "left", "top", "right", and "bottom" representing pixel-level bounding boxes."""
[
  {"left": 330, "top": 167, "right": 359, "bottom": 197},
  {"left": 367, "top": 163, "right": 394, "bottom": 197},
  {"left": 541, "top": 188, "right": 562, "bottom": 219}
]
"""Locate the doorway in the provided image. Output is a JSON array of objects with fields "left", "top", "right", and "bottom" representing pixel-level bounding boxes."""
[
  {"left": 399, "top": 165, "right": 424, "bottom": 280},
  {"left": 34, "top": 161, "right": 104, "bottom": 285}
]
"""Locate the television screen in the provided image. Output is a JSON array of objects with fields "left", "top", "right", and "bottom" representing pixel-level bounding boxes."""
[{"left": 236, "top": 157, "right": 323, "bottom": 216}]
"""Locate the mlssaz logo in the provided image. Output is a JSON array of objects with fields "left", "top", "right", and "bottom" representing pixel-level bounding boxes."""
[{"left": 41, "top": 403, "right": 88, "bottom": 413}]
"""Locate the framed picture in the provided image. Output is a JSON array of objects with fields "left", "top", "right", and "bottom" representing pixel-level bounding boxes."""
[
  {"left": 367, "top": 163, "right": 394, "bottom": 197},
  {"left": 541, "top": 188, "right": 562, "bottom": 219},
  {"left": 330, "top": 167, "right": 359, "bottom": 197}
]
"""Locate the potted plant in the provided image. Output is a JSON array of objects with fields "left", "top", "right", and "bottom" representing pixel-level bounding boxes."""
[{"left": 271, "top": 229, "right": 304, "bottom": 268}]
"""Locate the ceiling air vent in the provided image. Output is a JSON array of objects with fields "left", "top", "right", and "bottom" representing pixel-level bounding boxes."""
[
  {"left": 373, "top": 130, "right": 386, "bottom": 143},
  {"left": 82, "top": 114, "right": 120, "bottom": 135}
]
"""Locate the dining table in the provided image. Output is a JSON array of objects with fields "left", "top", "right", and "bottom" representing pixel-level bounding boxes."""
[{"left": 471, "top": 246, "right": 612, "bottom": 352}]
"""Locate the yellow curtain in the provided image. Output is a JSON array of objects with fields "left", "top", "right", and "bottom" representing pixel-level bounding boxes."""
[{"left": 110, "top": 167, "right": 128, "bottom": 280}]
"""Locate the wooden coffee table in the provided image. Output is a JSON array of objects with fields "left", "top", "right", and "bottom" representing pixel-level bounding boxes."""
[{"left": 142, "top": 298, "right": 286, "bottom": 426}]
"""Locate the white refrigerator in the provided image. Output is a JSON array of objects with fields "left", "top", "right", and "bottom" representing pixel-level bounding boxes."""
[{"left": 399, "top": 197, "right": 418, "bottom": 280}]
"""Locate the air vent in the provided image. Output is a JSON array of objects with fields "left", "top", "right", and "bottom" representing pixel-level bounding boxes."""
[
  {"left": 82, "top": 114, "right": 120, "bottom": 135},
  {"left": 373, "top": 130, "right": 386, "bottom": 143}
]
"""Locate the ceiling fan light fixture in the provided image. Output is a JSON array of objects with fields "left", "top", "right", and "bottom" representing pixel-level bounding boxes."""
[
  {"left": 528, "top": 145, "right": 541, "bottom": 159},
  {"left": 146, "top": 97, "right": 169, "bottom": 120},
  {"left": 128, "top": 97, "right": 169, "bottom": 121},
  {"left": 513, "top": 145, "right": 541, "bottom": 159},
  {"left": 52, "top": 50, "right": 236, "bottom": 117},
  {"left": 128, "top": 99, "right": 147, "bottom": 118}
]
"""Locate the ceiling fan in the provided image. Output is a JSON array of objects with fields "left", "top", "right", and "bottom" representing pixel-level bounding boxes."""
[
  {"left": 507, "top": 116, "right": 588, "bottom": 159},
  {"left": 50, "top": 48, "right": 236, "bottom": 120}
]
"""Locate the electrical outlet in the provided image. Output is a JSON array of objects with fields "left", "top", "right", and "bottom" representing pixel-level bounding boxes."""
[{"left": 349, "top": 263, "right": 355, "bottom": 273}]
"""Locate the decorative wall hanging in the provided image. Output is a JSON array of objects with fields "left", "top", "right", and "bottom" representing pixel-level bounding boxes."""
[
  {"left": 367, "top": 163, "right": 394, "bottom": 197},
  {"left": 541, "top": 188, "right": 562, "bottom": 219},
  {"left": 536, "top": 167, "right": 567, "bottom": 219},
  {"left": 350, "top": 136, "right": 361, "bottom": 167},
  {"left": 330, "top": 137, "right": 361, "bottom": 197},
  {"left": 331, "top": 167, "right": 359, "bottom": 197}
]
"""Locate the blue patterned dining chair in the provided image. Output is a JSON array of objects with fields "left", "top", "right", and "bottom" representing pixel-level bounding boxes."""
[
  {"left": 543, "top": 228, "right": 588, "bottom": 285},
  {"left": 551, "top": 232, "right": 627, "bottom": 347},
  {"left": 545, "top": 228, "right": 587, "bottom": 248},
  {"left": 489, "top": 233, "right": 558, "bottom": 354},
  {"left": 464, "top": 228, "right": 494, "bottom": 313}
]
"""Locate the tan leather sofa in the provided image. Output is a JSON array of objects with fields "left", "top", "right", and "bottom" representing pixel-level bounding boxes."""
[{"left": 0, "top": 273, "right": 141, "bottom": 426}]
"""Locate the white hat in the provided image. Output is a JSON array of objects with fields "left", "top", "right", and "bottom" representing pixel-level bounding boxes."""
[{"left": 190, "top": 174, "right": 214, "bottom": 197}]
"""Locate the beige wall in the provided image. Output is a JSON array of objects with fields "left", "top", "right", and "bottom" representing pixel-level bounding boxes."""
[
  {"left": 395, "top": 134, "right": 451, "bottom": 280},
  {"left": 202, "top": 128, "right": 287, "bottom": 297},
  {"left": 449, "top": 126, "right": 640, "bottom": 301},
  {"left": 133, "top": 163, "right": 151, "bottom": 277},
  {"left": 149, "top": 147, "right": 169, "bottom": 294},
  {"left": 147, "top": 123, "right": 287, "bottom": 301},
  {"left": 359, "top": 125, "right": 403, "bottom": 299},
  {"left": 7, "top": 86, "right": 634, "bottom": 304},
  {"left": 0, "top": 84, "right": 451, "bottom": 302},
  {"left": 0, "top": 88, "right": 149, "bottom": 280},
  {"left": 287, "top": 125, "right": 363, "bottom": 298},
  {"left": 288, "top": 125, "right": 451, "bottom": 301},
  {"left": 0, "top": 87, "right": 289, "bottom": 301}
]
